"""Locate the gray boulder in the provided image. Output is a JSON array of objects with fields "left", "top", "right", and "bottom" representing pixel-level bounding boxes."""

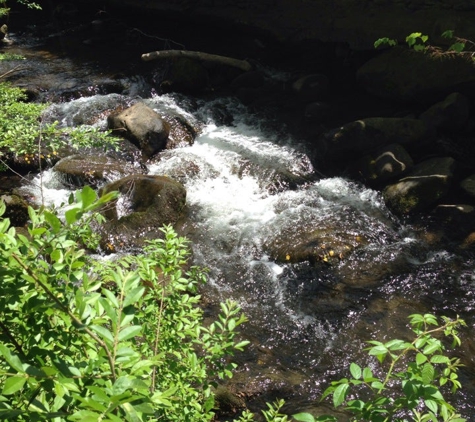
[
  {"left": 107, "top": 102, "right": 170, "bottom": 160},
  {"left": 383, "top": 157, "right": 456, "bottom": 215},
  {"left": 98, "top": 174, "right": 186, "bottom": 252}
]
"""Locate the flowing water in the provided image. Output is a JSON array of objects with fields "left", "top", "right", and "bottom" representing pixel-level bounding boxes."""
[{"left": 4, "top": 25, "right": 475, "bottom": 419}]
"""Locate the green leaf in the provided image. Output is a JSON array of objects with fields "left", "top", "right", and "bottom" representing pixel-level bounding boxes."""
[
  {"left": 349, "top": 362, "right": 362, "bottom": 380},
  {"left": 423, "top": 340, "right": 441, "bottom": 355},
  {"left": 2, "top": 377, "right": 26, "bottom": 395},
  {"left": 430, "top": 355, "right": 450, "bottom": 364},
  {"left": 293, "top": 413, "right": 316, "bottom": 422},
  {"left": 442, "top": 29, "right": 455, "bottom": 39},
  {"left": 112, "top": 376, "right": 132, "bottom": 396},
  {"left": 424, "top": 399, "right": 438, "bottom": 414},
  {"left": 43, "top": 210, "right": 62, "bottom": 233},
  {"left": 0, "top": 345, "right": 25, "bottom": 373},
  {"left": 122, "top": 286, "right": 145, "bottom": 308},
  {"left": 118, "top": 325, "right": 142, "bottom": 342},
  {"left": 422, "top": 363, "right": 435, "bottom": 384},
  {"left": 332, "top": 383, "right": 349, "bottom": 408},
  {"left": 90, "top": 324, "right": 114, "bottom": 344},
  {"left": 362, "top": 367, "right": 373, "bottom": 381},
  {"left": 449, "top": 42, "right": 465, "bottom": 53},
  {"left": 65, "top": 207, "right": 80, "bottom": 225},
  {"left": 416, "top": 352, "right": 428, "bottom": 365}
]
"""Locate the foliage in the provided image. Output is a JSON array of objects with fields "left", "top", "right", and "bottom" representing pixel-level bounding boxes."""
[
  {"left": 0, "top": 0, "right": 40, "bottom": 17},
  {"left": 293, "top": 314, "right": 466, "bottom": 422},
  {"left": 235, "top": 399, "right": 291, "bottom": 422},
  {"left": 0, "top": 82, "right": 120, "bottom": 167},
  {"left": 0, "top": 53, "right": 26, "bottom": 61},
  {"left": 0, "top": 186, "right": 249, "bottom": 421},
  {"left": 374, "top": 30, "right": 475, "bottom": 56}
]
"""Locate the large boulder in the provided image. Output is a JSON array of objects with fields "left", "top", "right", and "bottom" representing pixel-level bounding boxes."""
[
  {"left": 357, "top": 47, "right": 475, "bottom": 103},
  {"left": 107, "top": 102, "right": 170, "bottom": 160},
  {"left": 383, "top": 156, "right": 456, "bottom": 215},
  {"left": 98, "top": 174, "right": 187, "bottom": 252}
]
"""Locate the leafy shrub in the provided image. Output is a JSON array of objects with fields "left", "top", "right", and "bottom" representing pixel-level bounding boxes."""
[
  {"left": 293, "top": 314, "right": 467, "bottom": 422},
  {"left": 0, "top": 186, "right": 249, "bottom": 421},
  {"left": 374, "top": 31, "right": 474, "bottom": 56},
  {"left": 0, "top": 82, "right": 120, "bottom": 168}
]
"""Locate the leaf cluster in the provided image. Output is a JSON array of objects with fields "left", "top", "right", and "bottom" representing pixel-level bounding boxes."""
[
  {"left": 374, "top": 30, "right": 474, "bottom": 55},
  {"left": 0, "top": 82, "right": 120, "bottom": 169},
  {"left": 294, "top": 313, "right": 466, "bottom": 422},
  {"left": 0, "top": 186, "right": 250, "bottom": 421}
]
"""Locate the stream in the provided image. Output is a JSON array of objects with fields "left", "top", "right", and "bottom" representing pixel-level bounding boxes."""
[{"left": 2, "top": 16, "right": 475, "bottom": 420}]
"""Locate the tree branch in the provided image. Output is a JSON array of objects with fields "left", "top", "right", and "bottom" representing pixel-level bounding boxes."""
[{"left": 141, "top": 49, "right": 252, "bottom": 72}]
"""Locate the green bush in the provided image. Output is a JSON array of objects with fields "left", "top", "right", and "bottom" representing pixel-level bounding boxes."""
[
  {"left": 0, "top": 186, "right": 249, "bottom": 421},
  {"left": 293, "top": 314, "right": 466, "bottom": 422},
  {"left": 0, "top": 82, "right": 120, "bottom": 168}
]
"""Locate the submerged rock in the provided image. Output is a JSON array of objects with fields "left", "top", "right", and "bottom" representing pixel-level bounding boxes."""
[
  {"left": 98, "top": 174, "right": 186, "bottom": 252},
  {"left": 383, "top": 156, "right": 456, "bottom": 215}
]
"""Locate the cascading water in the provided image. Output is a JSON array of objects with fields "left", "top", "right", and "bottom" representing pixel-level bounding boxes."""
[
  {"left": 20, "top": 88, "right": 475, "bottom": 417},
  {"left": 6, "top": 30, "right": 473, "bottom": 414}
]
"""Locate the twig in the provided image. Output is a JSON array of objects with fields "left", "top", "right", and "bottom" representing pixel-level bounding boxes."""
[{"left": 0, "top": 64, "right": 27, "bottom": 80}]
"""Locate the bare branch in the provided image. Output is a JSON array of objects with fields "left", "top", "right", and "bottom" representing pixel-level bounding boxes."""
[{"left": 141, "top": 49, "right": 252, "bottom": 72}]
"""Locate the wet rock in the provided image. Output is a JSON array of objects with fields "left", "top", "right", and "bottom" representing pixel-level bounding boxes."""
[
  {"left": 0, "top": 194, "right": 29, "bottom": 227},
  {"left": 419, "top": 92, "right": 470, "bottom": 132},
  {"left": 263, "top": 223, "right": 368, "bottom": 265},
  {"left": 160, "top": 57, "right": 209, "bottom": 94},
  {"left": 0, "top": 24, "right": 7, "bottom": 40},
  {"left": 355, "top": 143, "right": 414, "bottom": 186},
  {"left": 162, "top": 113, "right": 198, "bottom": 149},
  {"left": 357, "top": 47, "right": 475, "bottom": 103},
  {"left": 460, "top": 174, "right": 475, "bottom": 199},
  {"left": 292, "top": 73, "right": 330, "bottom": 102},
  {"left": 0, "top": 150, "right": 61, "bottom": 174},
  {"left": 107, "top": 102, "right": 170, "bottom": 160},
  {"left": 53, "top": 154, "right": 142, "bottom": 188},
  {"left": 230, "top": 70, "right": 266, "bottom": 90},
  {"left": 318, "top": 117, "right": 434, "bottom": 161},
  {"left": 432, "top": 204, "right": 475, "bottom": 249},
  {"left": 304, "top": 101, "right": 333, "bottom": 123},
  {"left": 383, "top": 156, "right": 456, "bottom": 215},
  {"left": 98, "top": 174, "right": 186, "bottom": 252}
]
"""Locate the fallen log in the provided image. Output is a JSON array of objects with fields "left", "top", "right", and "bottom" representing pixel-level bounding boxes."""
[{"left": 141, "top": 49, "right": 252, "bottom": 72}]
